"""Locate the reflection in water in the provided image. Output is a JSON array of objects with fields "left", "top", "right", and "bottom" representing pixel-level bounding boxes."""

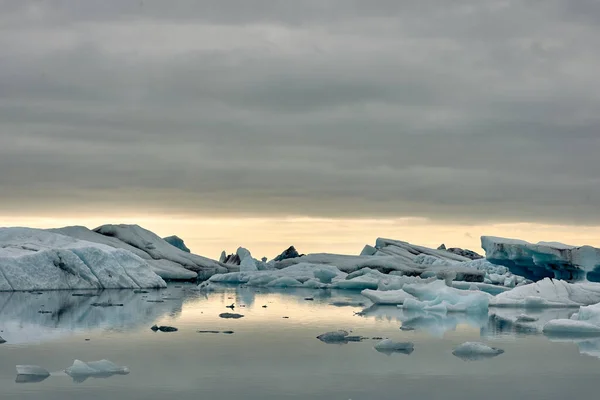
[{"left": 0, "top": 288, "right": 190, "bottom": 344}]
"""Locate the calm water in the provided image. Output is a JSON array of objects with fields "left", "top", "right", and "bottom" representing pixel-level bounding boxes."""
[{"left": 0, "top": 283, "right": 598, "bottom": 399}]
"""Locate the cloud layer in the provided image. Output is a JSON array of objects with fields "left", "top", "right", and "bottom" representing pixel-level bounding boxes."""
[{"left": 1, "top": 0, "right": 599, "bottom": 224}]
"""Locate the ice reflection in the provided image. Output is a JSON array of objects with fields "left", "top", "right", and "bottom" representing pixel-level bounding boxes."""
[{"left": 0, "top": 288, "right": 191, "bottom": 344}]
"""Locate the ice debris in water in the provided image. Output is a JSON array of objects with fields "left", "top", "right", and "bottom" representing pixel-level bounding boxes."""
[
  {"left": 452, "top": 342, "right": 504, "bottom": 361},
  {"left": 65, "top": 359, "right": 129, "bottom": 383},
  {"left": 316, "top": 330, "right": 366, "bottom": 343},
  {"left": 374, "top": 339, "right": 415, "bottom": 354},
  {"left": 15, "top": 365, "right": 51, "bottom": 383},
  {"left": 542, "top": 302, "right": 600, "bottom": 337},
  {"left": 219, "top": 313, "right": 244, "bottom": 319}
]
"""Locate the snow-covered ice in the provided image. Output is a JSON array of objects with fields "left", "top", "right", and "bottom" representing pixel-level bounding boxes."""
[
  {"left": 399, "top": 280, "right": 491, "bottom": 314},
  {"left": 0, "top": 228, "right": 166, "bottom": 291},
  {"left": 482, "top": 236, "right": 600, "bottom": 282}
]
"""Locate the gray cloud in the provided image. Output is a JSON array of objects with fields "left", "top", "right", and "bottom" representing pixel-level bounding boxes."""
[{"left": 1, "top": 0, "right": 599, "bottom": 224}]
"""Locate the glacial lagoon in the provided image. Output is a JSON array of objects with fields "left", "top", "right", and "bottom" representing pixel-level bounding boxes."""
[{"left": 0, "top": 283, "right": 598, "bottom": 399}]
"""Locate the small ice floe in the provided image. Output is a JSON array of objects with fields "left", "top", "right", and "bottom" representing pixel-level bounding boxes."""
[
  {"left": 219, "top": 313, "right": 244, "bottom": 319},
  {"left": 452, "top": 342, "right": 504, "bottom": 361},
  {"left": 15, "top": 365, "right": 51, "bottom": 383},
  {"left": 197, "top": 330, "right": 235, "bottom": 334},
  {"left": 71, "top": 293, "right": 97, "bottom": 297},
  {"left": 65, "top": 359, "right": 129, "bottom": 383},
  {"left": 316, "top": 330, "right": 367, "bottom": 344},
  {"left": 374, "top": 339, "right": 415, "bottom": 355},
  {"left": 133, "top": 289, "right": 149, "bottom": 294},
  {"left": 195, "top": 281, "right": 216, "bottom": 292},
  {"left": 151, "top": 325, "right": 178, "bottom": 332},
  {"left": 0, "top": 335, "right": 6, "bottom": 344},
  {"left": 146, "top": 300, "right": 164, "bottom": 303}
]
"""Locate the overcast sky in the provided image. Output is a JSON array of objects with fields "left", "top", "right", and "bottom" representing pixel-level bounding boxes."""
[{"left": 1, "top": 0, "right": 599, "bottom": 226}]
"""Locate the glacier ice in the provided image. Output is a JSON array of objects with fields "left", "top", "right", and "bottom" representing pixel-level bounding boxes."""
[
  {"left": 542, "top": 320, "right": 600, "bottom": 337},
  {"left": 481, "top": 236, "right": 600, "bottom": 282},
  {"left": 452, "top": 342, "right": 504, "bottom": 360},
  {"left": 0, "top": 228, "right": 166, "bottom": 291}
]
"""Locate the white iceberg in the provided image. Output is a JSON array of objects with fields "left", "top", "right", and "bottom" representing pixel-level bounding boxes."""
[
  {"left": 400, "top": 280, "right": 491, "bottom": 314},
  {"left": 52, "top": 225, "right": 234, "bottom": 280},
  {"left": 0, "top": 228, "right": 166, "bottom": 291},
  {"left": 481, "top": 236, "right": 600, "bottom": 282},
  {"left": 491, "top": 278, "right": 600, "bottom": 308},
  {"left": 452, "top": 342, "right": 504, "bottom": 360}
]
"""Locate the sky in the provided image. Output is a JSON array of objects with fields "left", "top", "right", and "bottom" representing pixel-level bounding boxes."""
[{"left": 1, "top": 0, "right": 599, "bottom": 258}]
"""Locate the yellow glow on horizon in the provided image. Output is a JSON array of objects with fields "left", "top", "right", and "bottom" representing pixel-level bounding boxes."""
[{"left": 2, "top": 213, "right": 600, "bottom": 260}]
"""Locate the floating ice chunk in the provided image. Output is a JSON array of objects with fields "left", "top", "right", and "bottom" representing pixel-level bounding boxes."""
[
  {"left": 314, "top": 268, "right": 338, "bottom": 284},
  {"left": 543, "top": 320, "right": 600, "bottom": 337},
  {"left": 316, "top": 330, "right": 350, "bottom": 343},
  {"left": 15, "top": 365, "right": 51, "bottom": 383},
  {"left": 361, "top": 289, "right": 416, "bottom": 305},
  {"left": 400, "top": 280, "right": 491, "bottom": 314},
  {"left": 0, "top": 335, "right": 5, "bottom": 344},
  {"left": 452, "top": 342, "right": 504, "bottom": 360},
  {"left": 491, "top": 278, "right": 600, "bottom": 308},
  {"left": 374, "top": 339, "right": 414, "bottom": 354},
  {"left": 65, "top": 359, "right": 129, "bottom": 383}
]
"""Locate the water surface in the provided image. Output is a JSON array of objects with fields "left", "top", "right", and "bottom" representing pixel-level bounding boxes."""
[{"left": 0, "top": 283, "right": 598, "bottom": 399}]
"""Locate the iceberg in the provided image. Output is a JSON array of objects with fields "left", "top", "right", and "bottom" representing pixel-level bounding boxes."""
[
  {"left": 49, "top": 226, "right": 199, "bottom": 280},
  {"left": 452, "top": 342, "right": 504, "bottom": 361},
  {"left": 400, "top": 280, "right": 491, "bottom": 314},
  {"left": 491, "top": 278, "right": 600, "bottom": 308},
  {"left": 481, "top": 236, "right": 600, "bottom": 282},
  {"left": 53, "top": 224, "right": 235, "bottom": 280},
  {"left": 0, "top": 227, "right": 166, "bottom": 291}
]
